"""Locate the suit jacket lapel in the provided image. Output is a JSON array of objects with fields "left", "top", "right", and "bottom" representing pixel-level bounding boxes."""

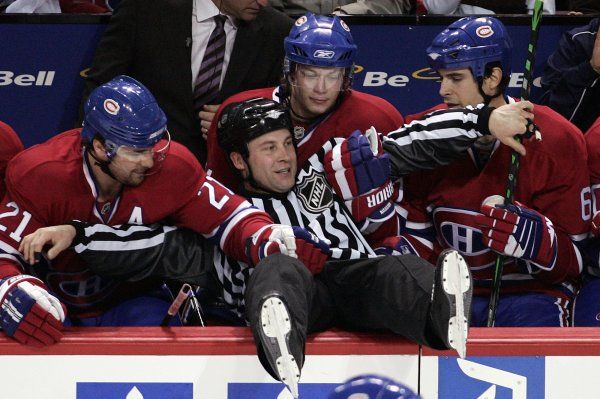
[{"left": 221, "top": 16, "right": 264, "bottom": 97}]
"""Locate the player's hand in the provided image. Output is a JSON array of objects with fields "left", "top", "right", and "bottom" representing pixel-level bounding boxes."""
[
  {"left": 19, "top": 225, "right": 77, "bottom": 264},
  {"left": 475, "top": 201, "right": 557, "bottom": 269},
  {"left": 246, "top": 225, "right": 331, "bottom": 274},
  {"left": 0, "top": 275, "right": 65, "bottom": 347},
  {"left": 199, "top": 104, "right": 220, "bottom": 141},
  {"left": 324, "top": 129, "right": 394, "bottom": 223},
  {"left": 489, "top": 101, "right": 536, "bottom": 156},
  {"left": 374, "top": 235, "right": 418, "bottom": 256}
]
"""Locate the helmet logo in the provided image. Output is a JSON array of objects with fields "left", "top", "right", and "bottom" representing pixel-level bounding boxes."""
[
  {"left": 476, "top": 25, "right": 494, "bottom": 38},
  {"left": 295, "top": 15, "right": 307, "bottom": 26},
  {"left": 103, "top": 99, "right": 120, "bottom": 115},
  {"left": 314, "top": 49, "right": 335, "bottom": 59},
  {"left": 428, "top": 52, "right": 441, "bottom": 60},
  {"left": 265, "top": 109, "right": 284, "bottom": 120},
  {"left": 340, "top": 20, "right": 351, "bottom": 32}
]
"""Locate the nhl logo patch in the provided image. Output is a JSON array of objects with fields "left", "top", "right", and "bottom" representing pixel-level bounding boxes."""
[
  {"left": 293, "top": 126, "right": 305, "bottom": 140},
  {"left": 296, "top": 171, "right": 333, "bottom": 213}
]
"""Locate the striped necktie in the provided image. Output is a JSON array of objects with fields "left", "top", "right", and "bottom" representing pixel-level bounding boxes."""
[{"left": 193, "top": 14, "right": 227, "bottom": 112}]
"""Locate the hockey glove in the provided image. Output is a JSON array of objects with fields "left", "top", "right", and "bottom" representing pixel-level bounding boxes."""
[
  {"left": 475, "top": 202, "right": 557, "bottom": 269},
  {"left": 324, "top": 128, "right": 394, "bottom": 223},
  {"left": 374, "top": 235, "right": 418, "bottom": 256},
  {"left": 0, "top": 275, "right": 65, "bottom": 347},
  {"left": 246, "top": 225, "right": 331, "bottom": 275}
]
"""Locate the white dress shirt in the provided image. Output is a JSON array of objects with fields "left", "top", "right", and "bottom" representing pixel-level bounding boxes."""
[{"left": 191, "top": 0, "right": 238, "bottom": 90}]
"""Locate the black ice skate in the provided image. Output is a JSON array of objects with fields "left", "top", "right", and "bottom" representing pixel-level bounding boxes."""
[
  {"left": 431, "top": 249, "right": 473, "bottom": 358},
  {"left": 258, "top": 295, "right": 301, "bottom": 398}
]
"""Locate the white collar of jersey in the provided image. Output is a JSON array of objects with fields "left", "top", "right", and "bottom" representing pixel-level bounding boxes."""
[
  {"left": 81, "top": 148, "right": 122, "bottom": 224},
  {"left": 194, "top": 0, "right": 234, "bottom": 25}
]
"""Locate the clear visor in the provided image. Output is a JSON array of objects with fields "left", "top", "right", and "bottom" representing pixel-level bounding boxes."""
[
  {"left": 289, "top": 67, "right": 345, "bottom": 92},
  {"left": 114, "top": 130, "right": 171, "bottom": 175}
]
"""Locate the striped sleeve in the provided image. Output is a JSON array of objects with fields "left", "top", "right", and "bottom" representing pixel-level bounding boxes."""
[
  {"left": 71, "top": 221, "right": 213, "bottom": 284},
  {"left": 382, "top": 105, "right": 493, "bottom": 178}
]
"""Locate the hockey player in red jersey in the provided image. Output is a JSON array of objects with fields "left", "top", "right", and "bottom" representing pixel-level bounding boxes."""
[
  {"left": 0, "top": 75, "right": 328, "bottom": 346},
  {"left": 572, "top": 117, "right": 600, "bottom": 325},
  {"left": 0, "top": 121, "right": 24, "bottom": 200},
  {"left": 205, "top": 12, "right": 405, "bottom": 191},
  {"left": 398, "top": 16, "right": 589, "bottom": 326}
]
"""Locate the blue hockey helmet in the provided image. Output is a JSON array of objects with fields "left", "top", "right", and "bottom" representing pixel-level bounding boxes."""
[
  {"left": 329, "top": 374, "right": 421, "bottom": 399},
  {"left": 81, "top": 75, "right": 167, "bottom": 158},
  {"left": 284, "top": 12, "right": 357, "bottom": 76},
  {"left": 426, "top": 16, "right": 513, "bottom": 81}
]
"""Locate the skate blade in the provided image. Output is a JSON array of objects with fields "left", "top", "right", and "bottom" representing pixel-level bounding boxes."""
[
  {"left": 441, "top": 251, "right": 472, "bottom": 359},
  {"left": 261, "top": 297, "right": 300, "bottom": 398}
]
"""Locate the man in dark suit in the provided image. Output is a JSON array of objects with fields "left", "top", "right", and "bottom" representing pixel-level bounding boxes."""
[{"left": 83, "top": 0, "right": 292, "bottom": 164}]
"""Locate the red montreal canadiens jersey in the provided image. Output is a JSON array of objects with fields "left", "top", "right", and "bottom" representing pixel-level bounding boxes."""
[
  {"left": 206, "top": 87, "right": 404, "bottom": 191},
  {"left": 0, "top": 121, "right": 24, "bottom": 200},
  {"left": 0, "top": 130, "right": 271, "bottom": 317},
  {"left": 586, "top": 117, "right": 600, "bottom": 204},
  {"left": 402, "top": 104, "right": 589, "bottom": 297}
]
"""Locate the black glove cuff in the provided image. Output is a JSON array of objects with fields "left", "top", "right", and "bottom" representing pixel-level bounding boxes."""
[{"left": 476, "top": 106, "right": 496, "bottom": 136}]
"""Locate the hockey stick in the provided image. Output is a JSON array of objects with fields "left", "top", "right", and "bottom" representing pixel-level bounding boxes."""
[
  {"left": 486, "top": 0, "right": 544, "bottom": 327},
  {"left": 161, "top": 283, "right": 192, "bottom": 326}
]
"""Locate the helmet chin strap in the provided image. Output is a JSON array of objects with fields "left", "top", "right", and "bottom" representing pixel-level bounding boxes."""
[
  {"left": 477, "top": 77, "right": 503, "bottom": 106},
  {"left": 86, "top": 147, "right": 117, "bottom": 180}
]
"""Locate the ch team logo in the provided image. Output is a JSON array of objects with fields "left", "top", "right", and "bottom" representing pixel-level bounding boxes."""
[
  {"left": 476, "top": 25, "right": 494, "bottom": 38},
  {"left": 313, "top": 50, "right": 335, "bottom": 59},
  {"left": 439, "top": 357, "right": 544, "bottom": 398},
  {"left": 104, "top": 99, "right": 120, "bottom": 115},
  {"left": 340, "top": 19, "right": 351, "bottom": 32},
  {"left": 295, "top": 15, "right": 307, "bottom": 26}
]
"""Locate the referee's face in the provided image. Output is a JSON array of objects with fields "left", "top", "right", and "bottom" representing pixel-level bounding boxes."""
[
  {"left": 220, "top": 0, "right": 268, "bottom": 22},
  {"left": 244, "top": 129, "right": 297, "bottom": 194}
]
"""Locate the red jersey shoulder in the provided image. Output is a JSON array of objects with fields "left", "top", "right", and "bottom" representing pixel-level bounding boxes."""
[
  {"left": 405, "top": 103, "right": 448, "bottom": 124},
  {"left": 7, "top": 130, "right": 83, "bottom": 194},
  {"left": 338, "top": 90, "right": 404, "bottom": 128},
  {"left": 140, "top": 140, "right": 204, "bottom": 202},
  {"left": 586, "top": 117, "right": 600, "bottom": 181},
  {"left": 0, "top": 121, "right": 24, "bottom": 163},
  {"left": 529, "top": 104, "right": 586, "bottom": 161}
]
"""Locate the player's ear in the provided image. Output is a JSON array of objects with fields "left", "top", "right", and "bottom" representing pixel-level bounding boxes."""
[
  {"left": 91, "top": 138, "right": 110, "bottom": 161},
  {"left": 230, "top": 152, "right": 249, "bottom": 178},
  {"left": 483, "top": 67, "right": 503, "bottom": 94}
]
